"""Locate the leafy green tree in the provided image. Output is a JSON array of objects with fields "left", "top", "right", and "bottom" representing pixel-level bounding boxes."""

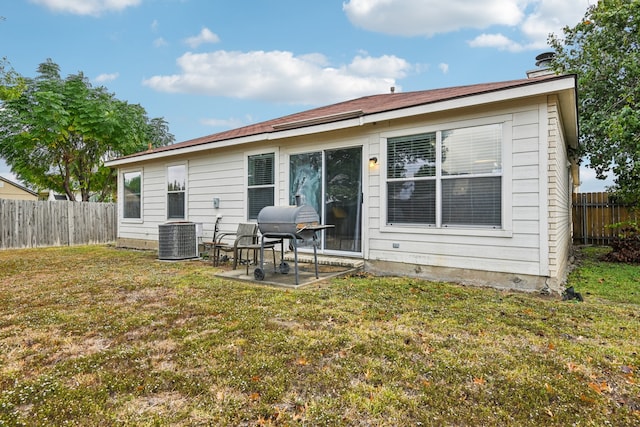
[
  {"left": 0, "top": 57, "right": 26, "bottom": 100},
  {"left": 549, "top": 0, "right": 640, "bottom": 207},
  {"left": 0, "top": 59, "right": 174, "bottom": 201}
]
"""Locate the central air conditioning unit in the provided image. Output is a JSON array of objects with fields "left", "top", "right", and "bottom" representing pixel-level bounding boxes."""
[{"left": 158, "top": 222, "right": 200, "bottom": 260}]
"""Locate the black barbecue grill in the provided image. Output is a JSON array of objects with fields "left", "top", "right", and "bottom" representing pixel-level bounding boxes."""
[{"left": 254, "top": 205, "right": 333, "bottom": 285}]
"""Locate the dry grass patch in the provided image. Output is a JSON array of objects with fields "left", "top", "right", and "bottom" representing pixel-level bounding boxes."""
[{"left": 0, "top": 245, "right": 638, "bottom": 426}]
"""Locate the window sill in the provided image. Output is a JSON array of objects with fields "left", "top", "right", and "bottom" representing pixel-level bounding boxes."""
[{"left": 380, "top": 224, "right": 513, "bottom": 238}]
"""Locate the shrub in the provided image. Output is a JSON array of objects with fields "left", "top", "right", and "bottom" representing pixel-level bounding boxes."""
[{"left": 602, "top": 221, "right": 640, "bottom": 263}]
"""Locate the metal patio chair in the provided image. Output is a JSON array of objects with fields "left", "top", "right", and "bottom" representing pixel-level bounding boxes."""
[{"left": 214, "top": 223, "right": 259, "bottom": 269}]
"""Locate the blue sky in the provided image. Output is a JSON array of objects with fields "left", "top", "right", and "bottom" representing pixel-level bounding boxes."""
[{"left": 1, "top": 0, "right": 610, "bottom": 191}]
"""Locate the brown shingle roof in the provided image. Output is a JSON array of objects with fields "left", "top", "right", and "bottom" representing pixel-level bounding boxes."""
[{"left": 119, "top": 74, "right": 566, "bottom": 160}]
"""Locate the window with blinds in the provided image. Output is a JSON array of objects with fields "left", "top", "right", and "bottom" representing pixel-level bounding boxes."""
[
  {"left": 386, "top": 123, "right": 502, "bottom": 228},
  {"left": 248, "top": 153, "right": 275, "bottom": 220},
  {"left": 441, "top": 124, "right": 502, "bottom": 227},
  {"left": 387, "top": 132, "right": 437, "bottom": 224}
]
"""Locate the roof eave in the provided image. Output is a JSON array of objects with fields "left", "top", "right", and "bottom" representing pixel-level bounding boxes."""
[{"left": 106, "top": 75, "right": 578, "bottom": 168}]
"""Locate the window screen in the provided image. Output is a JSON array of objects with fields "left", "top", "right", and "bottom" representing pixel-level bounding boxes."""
[
  {"left": 167, "top": 165, "right": 186, "bottom": 219},
  {"left": 248, "top": 153, "right": 275, "bottom": 220},
  {"left": 441, "top": 124, "right": 502, "bottom": 227},
  {"left": 123, "top": 171, "right": 141, "bottom": 219},
  {"left": 386, "top": 124, "right": 502, "bottom": 228},
  {"left": 387, "top": 133, "right": 436, "bottom": 225}
]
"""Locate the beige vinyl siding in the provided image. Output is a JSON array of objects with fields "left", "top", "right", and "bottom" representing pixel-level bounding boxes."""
[
  {"left": 118, "top": 164, "right": 163, "bottom": 242},
  {"left": 186, "top": 151, "right": 245, "bottom": 238},
  {"left": 368, "top": 100, "right": 546, "bottom": 276},
  {"left": 546, "top": 95, "right": 572, "bottom": 282}
]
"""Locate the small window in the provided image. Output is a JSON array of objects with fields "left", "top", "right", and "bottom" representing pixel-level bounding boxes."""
[
  {"left": 167, "top": 164, "right": 186, "bottom": 219},
  {"left": 123, "top": 171, "right": 141, "bottom": 219},
  {"left": 247, "top": 153, "right": 274, "bottom": 220}
]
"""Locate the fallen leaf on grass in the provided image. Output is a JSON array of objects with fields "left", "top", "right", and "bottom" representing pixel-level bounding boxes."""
[
  {"left": 473, "top": 377, "right": 485, "bottom": 385},
  {"left": 296, "top": 357, "right": 309, "bottom": 366},
  {"left": 580, "top": 394, "right": 596, "bottom": 404},
  {"left": 621, "top": 366, "right": 636, "bottom": 384},
  {"left": 567, "top": 362, "right": 579, "bottom": 373},
  {"left": 364, "top": 369, "right": 372, "bottom": 380},
  {"left": 249, "top": 392, "right": 260, "bottom": 401},
  {"left": 588, "top": 381, "right": 611, "bottom": 394}
]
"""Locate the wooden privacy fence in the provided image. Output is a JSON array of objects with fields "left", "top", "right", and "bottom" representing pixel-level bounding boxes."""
[
  {"left": 0, "top": 199, "right": 117, "bottom": 249},
  {"left": 572, "top": 192, "right": 638, "bottom": 245}
]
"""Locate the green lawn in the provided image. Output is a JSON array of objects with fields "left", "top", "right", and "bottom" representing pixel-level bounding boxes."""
[{"left": 0, "top": 245, "right": 638, "bottom": 426}]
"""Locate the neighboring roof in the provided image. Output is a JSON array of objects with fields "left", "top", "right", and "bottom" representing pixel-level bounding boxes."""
[
  {"left": 0, "top": 175, "right": 38, "bottom": 197},
  {"left": 106, "top": 74, "right": 577, "bottom": 166}
]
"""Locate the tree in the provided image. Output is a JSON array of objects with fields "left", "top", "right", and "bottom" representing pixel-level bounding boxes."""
[
  {"left": 0, "top": 57, "right": 26, "bottom": 100},
  {"left": 0, "top": 59, "right": 174, "bottom": 201},
  {"left": 549, "top": 0, "right": 640, "bottom": 207}
]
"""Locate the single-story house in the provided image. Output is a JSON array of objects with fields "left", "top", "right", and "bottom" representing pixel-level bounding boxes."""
[
  {"left": 0, "top": 176, "right": 38, "bottom": 201},
  {"left": 105, "top": 72, "right": 579, "bottom": 293}
]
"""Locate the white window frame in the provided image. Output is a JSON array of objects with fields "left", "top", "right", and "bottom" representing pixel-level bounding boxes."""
[
  {"left": 121, "top": 168, "right": 143, "bottom": 223},
  {"left": 166, "top": 162, "right": 187, "bottom": 220},
  {"left": 380, "top": 115, "right": 513, "bottom": 237},
  {"left": 246, "top": 150, "right": 277, "bottom": 221}
]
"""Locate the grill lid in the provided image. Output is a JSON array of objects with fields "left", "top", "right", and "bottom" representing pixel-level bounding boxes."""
[{"left": 257, "top": 205, "right": 319, "bottom": 235}]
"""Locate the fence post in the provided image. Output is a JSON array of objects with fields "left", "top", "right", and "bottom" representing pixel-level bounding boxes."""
[{"left": 582, "top": 193, "right": 587, "bottom": 245}]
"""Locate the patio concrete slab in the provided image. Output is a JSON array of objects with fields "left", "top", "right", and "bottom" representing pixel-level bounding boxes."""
[{"left": 213, "top": 254, "right": 363, "bottom": 288}]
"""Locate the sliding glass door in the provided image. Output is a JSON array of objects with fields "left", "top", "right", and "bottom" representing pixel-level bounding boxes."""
[{"left": 289, "top": 147, "right": 362, "bottom": 254}]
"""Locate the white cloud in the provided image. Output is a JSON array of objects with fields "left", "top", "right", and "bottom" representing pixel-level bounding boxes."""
[
  {"left": 94, "top": 72, "right": 119, "bottom": 83},
  {"left": 348, "top": 54, "right": 409, "bottom": 78},
  {"left": 438, "top": 63, "right": 449, "bottom": 74},
  {"left": 468, "top": 33, "right": 526, "bottom": 52},
  {"left": 29, "top": 0, "right": 141, "bottom": 16},
  {"left": 343, "top": 0, "right": 591, "bottom": 52},
  {"left": 151, "top": 19, "right": 159, "bottom": 32},
  {"left": 200, "top": 116, "right": 252, "bottom": 130},
  {"left": 518, "top": 0, "right": 586, "bottom": 48},
  {"left": 153, "top": 37, "right": 168, "bottom": 48},
  {"left": 184, "top": 28, "right": 221, "bottom": 49},
  {"left": 343, "top": 0, "right": 523, "bottom": 37},
  {"left": 143, "top": 50, "right": 411, "bottom": 105}
]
